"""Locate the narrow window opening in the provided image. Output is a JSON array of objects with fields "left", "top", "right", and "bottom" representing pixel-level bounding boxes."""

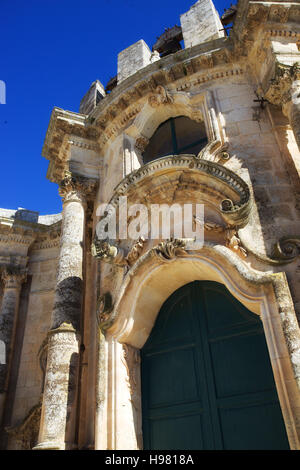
[{"left": 142, "top": 116, "right": 207, "bottom": 164}]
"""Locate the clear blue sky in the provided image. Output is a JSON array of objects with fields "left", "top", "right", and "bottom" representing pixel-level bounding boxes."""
[{"left": 0, "top": 0, "right": 228, "bottom": 215}]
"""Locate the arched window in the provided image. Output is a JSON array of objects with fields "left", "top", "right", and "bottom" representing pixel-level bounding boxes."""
[{"left": 142, "top": 116, "right": 208, "bottom": 164}]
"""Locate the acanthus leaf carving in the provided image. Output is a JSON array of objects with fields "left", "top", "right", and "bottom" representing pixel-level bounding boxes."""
[
  {"left": 153, "top": 238, "right": 188, "bottom": 261},
  {"left": 59, "top": 171, "right": 98, "bottom": 203}
]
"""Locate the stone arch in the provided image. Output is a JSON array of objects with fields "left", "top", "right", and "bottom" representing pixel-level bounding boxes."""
[
  {"left": 96, "top": 243, "right": 300, "bottom": 450},
  {"left": 128, "top": 89, "right": 224, "bottom": 160}
]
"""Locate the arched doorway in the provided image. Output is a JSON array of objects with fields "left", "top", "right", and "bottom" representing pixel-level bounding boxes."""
[{"left": 141, "top": 281, "right": 290, "bottom": 450}]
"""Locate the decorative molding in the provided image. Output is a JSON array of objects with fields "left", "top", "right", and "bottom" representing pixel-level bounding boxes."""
[
  {"left": 0, "top": 233, "right": 35, "bottom": 246},
  {"left": 0, "top": 221, "right": 36, "bottom": 246},
  {"left": 266, "top": 29, "right": 300, "bottom": 40},
  {"left": 176, "top": 68, "right": 244, "bottom": 92},
  {"left": 68, "top": 137, "right": 99, "bottom": 152},
  {"left": 31, "top": 238, "right": 61, "bottom": 251},
  {"left": 96, "top": 292, "right": 114, "bottom": 329},
  {"left": 31, "top": 225, "right": 61, "bottom": 251},
  {"left": 108, "top": 155, "right": 252, "bottom": 228}
]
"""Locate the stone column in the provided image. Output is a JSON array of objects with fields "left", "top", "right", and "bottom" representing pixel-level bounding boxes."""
[
  {"left": 0, "top": 268, "right": 26, "bottom": 424},
  {"left": 34, "top": 172, "right": 97, "bottom": 450}
]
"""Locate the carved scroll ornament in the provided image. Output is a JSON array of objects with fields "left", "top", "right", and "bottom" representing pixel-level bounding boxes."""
[{"left": 272, "top": 237, "right": 300, "bottom": 261}]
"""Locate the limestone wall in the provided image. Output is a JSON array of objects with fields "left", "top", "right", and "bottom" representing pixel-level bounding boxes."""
[{"left": 7, "top": 245, "right": 59, "bottom": 448}]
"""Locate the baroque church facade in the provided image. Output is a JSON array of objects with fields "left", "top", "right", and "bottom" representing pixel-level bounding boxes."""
[{"left": 1, "top": 0, "right": 300, "bottom": 450}]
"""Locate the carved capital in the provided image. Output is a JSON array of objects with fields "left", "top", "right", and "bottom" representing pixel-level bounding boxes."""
[
  {"left": 264, "top": 63, "right": 300, "bottom": 108},
  {"left": 1, "top": 267, "right": 27, "bottom": 289},
  {"left": 59, "top": 171, "right": 98, "bottom": 204}
]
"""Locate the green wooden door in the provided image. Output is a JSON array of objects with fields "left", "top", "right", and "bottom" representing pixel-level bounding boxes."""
[{"left": 141, "top": 281, "right": 289, "bottom": 450}]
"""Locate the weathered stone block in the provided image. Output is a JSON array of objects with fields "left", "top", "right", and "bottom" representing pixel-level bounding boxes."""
[
  {"left": 79, "top": 80, "right": 105, "bottom": 115},
  {"left": 180, "top": 0, "right": 224, "bottom": 48},
  {"left": 117, "top": 40, "right": 151, "bottom": 83},
  {"left": 15, "top": 208, "right": 39, "bottom": 223}
]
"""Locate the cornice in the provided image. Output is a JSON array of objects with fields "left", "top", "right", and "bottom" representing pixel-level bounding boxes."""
[
  {"left": 0, "top": 217, "right": 62, "bottom": 249},
  {"left": 89, "top": 38, "right": 232, "bottom": 121},
  {"left": 42, "top": 108, "right": 100, "bottom": 183},
  {"left": 232, "top": 1, "right": 300, "bottom": 56},
  {"left": 31, "top": 238, "right": 60, "bottom": 251},
  {"left": 266, "top": 27, "right": 300, "bottom": 39},
  {"left": 0, "top": 219, "right": 36, "bottom": 246}
]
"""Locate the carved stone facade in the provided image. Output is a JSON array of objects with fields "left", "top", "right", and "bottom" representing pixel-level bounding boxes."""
[{"left": 1, "top": 0, "right": 300, "bottom": 450}]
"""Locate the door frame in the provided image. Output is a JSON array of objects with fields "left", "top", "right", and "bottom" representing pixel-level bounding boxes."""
[{"left": 95, "top": 244, "right": 300, "bottom": 450}]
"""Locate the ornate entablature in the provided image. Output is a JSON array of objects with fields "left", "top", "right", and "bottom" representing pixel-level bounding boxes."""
[
  {"left": 42, "top": 109, "right": 100, "bottom": 183},
  {"left": 233, "top": 0, "right": 300, "bottom": 52},
  {"left": 0, "top": 214, "right": 62, "bottom": 273}
]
